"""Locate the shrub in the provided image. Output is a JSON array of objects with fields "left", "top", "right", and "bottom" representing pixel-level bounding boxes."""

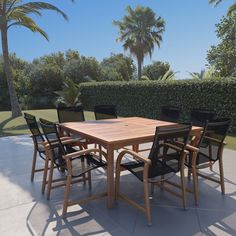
[{"left": 79, "top": 78, "right": 236, "bottom": 133}]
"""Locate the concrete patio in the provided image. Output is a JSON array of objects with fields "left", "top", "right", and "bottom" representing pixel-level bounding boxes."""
[{"left": 0, "top": 135, "right": 236, "bottom": 236}]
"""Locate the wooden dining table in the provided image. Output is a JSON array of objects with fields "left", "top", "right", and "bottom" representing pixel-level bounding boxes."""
[{"left": 59, "top": 117, "right": 203, "bottom": 208}]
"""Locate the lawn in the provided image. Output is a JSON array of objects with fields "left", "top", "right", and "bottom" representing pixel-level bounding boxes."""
[
  {"left": 0, "top": 109, "right": 236, "bottom": 150},
  {"left": 0, "top": 109, "right": 95, "bottom": 136}
]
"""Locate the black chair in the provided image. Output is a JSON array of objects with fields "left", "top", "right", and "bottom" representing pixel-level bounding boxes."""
[
  {"left": 57, "top": 106, "right": 87, "bottom": 144},
  {"left": 190, "top": 108, "right": 216, "bottom": 125},
  {"left": 160, "top": 106, "right": 181, "bottom": 122},
  {"left": 94, "top": 105, "right": 117, "bottom": 120},
  {"left": 24, "top": 113, "right": 46, "bottom": 182},
  {"left": 115, "top": 124, "right": 192, "bottom": 225},
  {"left": 186, "top": 118, "right": 231, "bottom": 197},
  {"left": 39, "top": 118, "right": 107, "bottom": 216},
  {"left": 57, "top": 106, "right": 85, "bottom": 123}
]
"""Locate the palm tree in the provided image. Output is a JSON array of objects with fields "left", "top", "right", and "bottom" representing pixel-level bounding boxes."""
[
  {"left": 209, "top": 0, "right": 236, "bottom": 15},
  {"left": 113, "top": 6, "right": 165, "bottom": 80},
  {"left": 0, "top": 1, "right": 69, "bottom": 118}
]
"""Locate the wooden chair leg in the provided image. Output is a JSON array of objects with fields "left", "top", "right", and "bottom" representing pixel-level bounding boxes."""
[
  {"left": 192, "top": 166, "right": 199, "bottom": 205},
  {"left": 98, "top": 145, "right": 102, "bottom": 160},
  {"left": 115, "top": 162, "right": 121, "bottom": 201},
  {"left": 143, "top": 179, "right": 152, "bottom": 226},
  {"left": 42, "top": 148, "right": 50, "bottom": 194},
  {"left": 180, "top": 166, "right": 187, "bottom": 209},
  {"left": 62, "top": 174, "right": 72, "bottom": 216},
  {"left": 31, "top": 147, "right": 37, "bottom": 182},
  {"left": 47, "top": 158, "right": 54, "bottom": 200},
  {"left": 219, "top": 158, "right": 225, "bottom": 194}
]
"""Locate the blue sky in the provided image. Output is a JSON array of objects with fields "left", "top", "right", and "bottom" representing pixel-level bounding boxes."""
[{"left": 7, "top": 0, "right": 233, "bottom": 79}]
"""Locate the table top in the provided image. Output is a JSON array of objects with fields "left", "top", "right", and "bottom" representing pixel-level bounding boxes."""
[{"left": 60, "top": 117, "right": 202, "bottom": 148}]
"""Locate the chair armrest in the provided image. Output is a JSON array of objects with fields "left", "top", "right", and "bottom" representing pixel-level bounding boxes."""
[
  {"left": 117, "top": 149, "right": 151, "bottom": 165},
  {"left": 174, "top": 141, "right": 199, "bottom": 152},
  {"left": 204, "top": 136, "right": 227, "bottom": 145},
  {"left": 163, "top": 143, "right": 189, "bottom": 155},
  {"left": 63, "top": 148, "right": 107, "bottom": 160}
]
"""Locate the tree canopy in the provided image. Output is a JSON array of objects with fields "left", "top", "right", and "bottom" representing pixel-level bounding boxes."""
[
  {"left": 206, "top": 14, "right": 236, "bottom": 77},
  {"left": 113, "top": 6, "right": 165, "bottom": 80}
]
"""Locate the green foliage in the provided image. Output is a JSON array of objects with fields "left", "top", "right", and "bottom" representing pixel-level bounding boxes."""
[
  {"left": 79, "top": 78, "right": 236, "bottom": 133},
  {"left": 209, "top": 0, "right": 236, "bottom": 16},
  {"left": 101, "top": 53, "right": 136, "bottom": 81},
  {"left": 143, "top": 61, "right": 171, "bottom": 80},
  {"left": 188, "top": 68, "right": 217, "bottom": 80},
  {"left": 55, "top": 79, "right": 81, "bottom": 106},
  {"left": 207, "top": 14, "right": 236, "bottom": 77},
  {"left": 113, "top": 5, "right": 165, "bottom": 80},
  {"left": 63, "top": 54, "right": 102, "bottom": 83},
  {"left": 0, "top": 0, "right": 68, "bottom": 41},
  {"left": 158, "top": 70, "right": 177, "bottom": 80}
]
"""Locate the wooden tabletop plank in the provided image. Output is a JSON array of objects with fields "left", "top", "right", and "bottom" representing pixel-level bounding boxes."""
[{"left": 60, "top": 117, "right": 202, "bottom": 146}]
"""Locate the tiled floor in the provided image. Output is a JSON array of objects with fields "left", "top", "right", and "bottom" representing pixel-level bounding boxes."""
[{"left": 0, "top": 135, "right": 236, "bottom": 236}]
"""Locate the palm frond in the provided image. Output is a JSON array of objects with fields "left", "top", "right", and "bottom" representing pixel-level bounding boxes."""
[
  {"left": 9, "top": 2, "right": 68, "bottom": 20},
  {"left": 209, "top": 0, "right": 223, "bottom": 6},
  {"left": 8, "top": 13, "right": 48, "bottom": 40}
]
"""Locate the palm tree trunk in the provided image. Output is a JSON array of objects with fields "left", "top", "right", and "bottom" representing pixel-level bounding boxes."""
[
  {"left": 1, "top": 25, "right": 22, "bottom": 118},
  {"left": 137, "top": 58, "right": 142, "bottom": 80}
]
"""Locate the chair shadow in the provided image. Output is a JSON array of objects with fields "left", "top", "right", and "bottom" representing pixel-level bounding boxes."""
[{"left": 1, "top": 135, "right": 236, "bottom": 235}]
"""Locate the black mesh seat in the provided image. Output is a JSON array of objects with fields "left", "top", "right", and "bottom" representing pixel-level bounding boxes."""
[
  {"left": 94, "top": 105, "right": 117, "bottom": 120},
  {"left": 190, "top": 108, "right": 216, "bottom": 126},
  {"left": 39, "top": 118, "right": 107, "bottom": 216},
  {"left": 160, "top": 106, "right": 181, "bottom": 122},
  {"left": 186, "top": 118, "right": 230, "bottom": 195},
  {"left": 57, "top": 106, "right": 85, "bottom": 123},
  {"left": 57, "top": 106, "right": 87, "bottom": 144},
  {"left": 24, "top": 113, "right": 46, "bottom": 181},
  {"left": 116, "top": 124, "right": 192, "bottom": 225}
]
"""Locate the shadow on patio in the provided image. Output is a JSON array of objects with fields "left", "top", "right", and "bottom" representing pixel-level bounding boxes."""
[{"left": 0, "top": 135, "right": 236, "bottom": 235}]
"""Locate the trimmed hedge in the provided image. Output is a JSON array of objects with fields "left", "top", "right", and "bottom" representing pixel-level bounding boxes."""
[{"left": 79, "top": 78, "right": 236, "bottom": 133}]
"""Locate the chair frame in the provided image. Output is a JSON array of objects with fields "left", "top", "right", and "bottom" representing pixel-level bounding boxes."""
[
  {"left": 40, "top": 119, "right": 108, "bottom": 216},
  {"left": 115, "top": 126, "right": 197, "bottom": 225},
  {"left": 186, "top": 119, "right": 230, "bottom": 200},
  {"left": 24, "top": 112, "right": 46, "bottom": 182}
]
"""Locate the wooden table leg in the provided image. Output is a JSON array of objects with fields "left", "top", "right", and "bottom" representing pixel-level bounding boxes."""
[
  {"left": 132, "top": 144, "right": 139, "bottom": 152},
  {"left": 106, "top": 146, "right": 115, "bottom": 208}
]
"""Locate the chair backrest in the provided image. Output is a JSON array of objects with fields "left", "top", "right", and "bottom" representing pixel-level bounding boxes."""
[
  {"left": 57, "top": 106, "right": 85, "bottom": 123},
  {"left": 199, "top": 118, "right": 231, "bottom": 162},
  {"left": 39, "top": 118, "right": 66, "bottom": 168},
  {"left": 190, "top": 108, "right": 216, "bottom": 125},
  {"left": 24, "top": 113, "right": 45, "bottom": 149},
  {"left": 148, "top": 124, "right": 192, "bottom": 164},
  {"left": 94, "top": 105, "right": 117, "bottom": 120},
  {"left": 160, "top": 106, "right": 181, "bottom": 122}
]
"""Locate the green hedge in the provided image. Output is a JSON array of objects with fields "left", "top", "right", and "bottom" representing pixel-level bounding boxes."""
[{"left": 79, "top": 78, "right": 236, "bottom": 133}]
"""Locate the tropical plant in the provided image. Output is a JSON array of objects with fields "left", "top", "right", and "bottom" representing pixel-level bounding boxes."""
[
  {"left": 55, "top": 79, "right": 81, "bottom": 107},
  {"left": 0, "top": 0, "right": 69, "bottom": 117},
  {"left": 158, "top": 69, "right": 177, "bottom": 80},
  {"left": 206, "top": 14, "right": 236, "bottom": 77},
  {"left": 189, "top": 68, "right": 216, "bottom": 80},
  {"left": 209, "top": 0, "right": 236, "bottom": 15},
  {"left": 113, "top": 6, "right": 165, "bottom": 80},
  {"left": 143, "top": 61, "right": 171, "bottom": 80}
]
